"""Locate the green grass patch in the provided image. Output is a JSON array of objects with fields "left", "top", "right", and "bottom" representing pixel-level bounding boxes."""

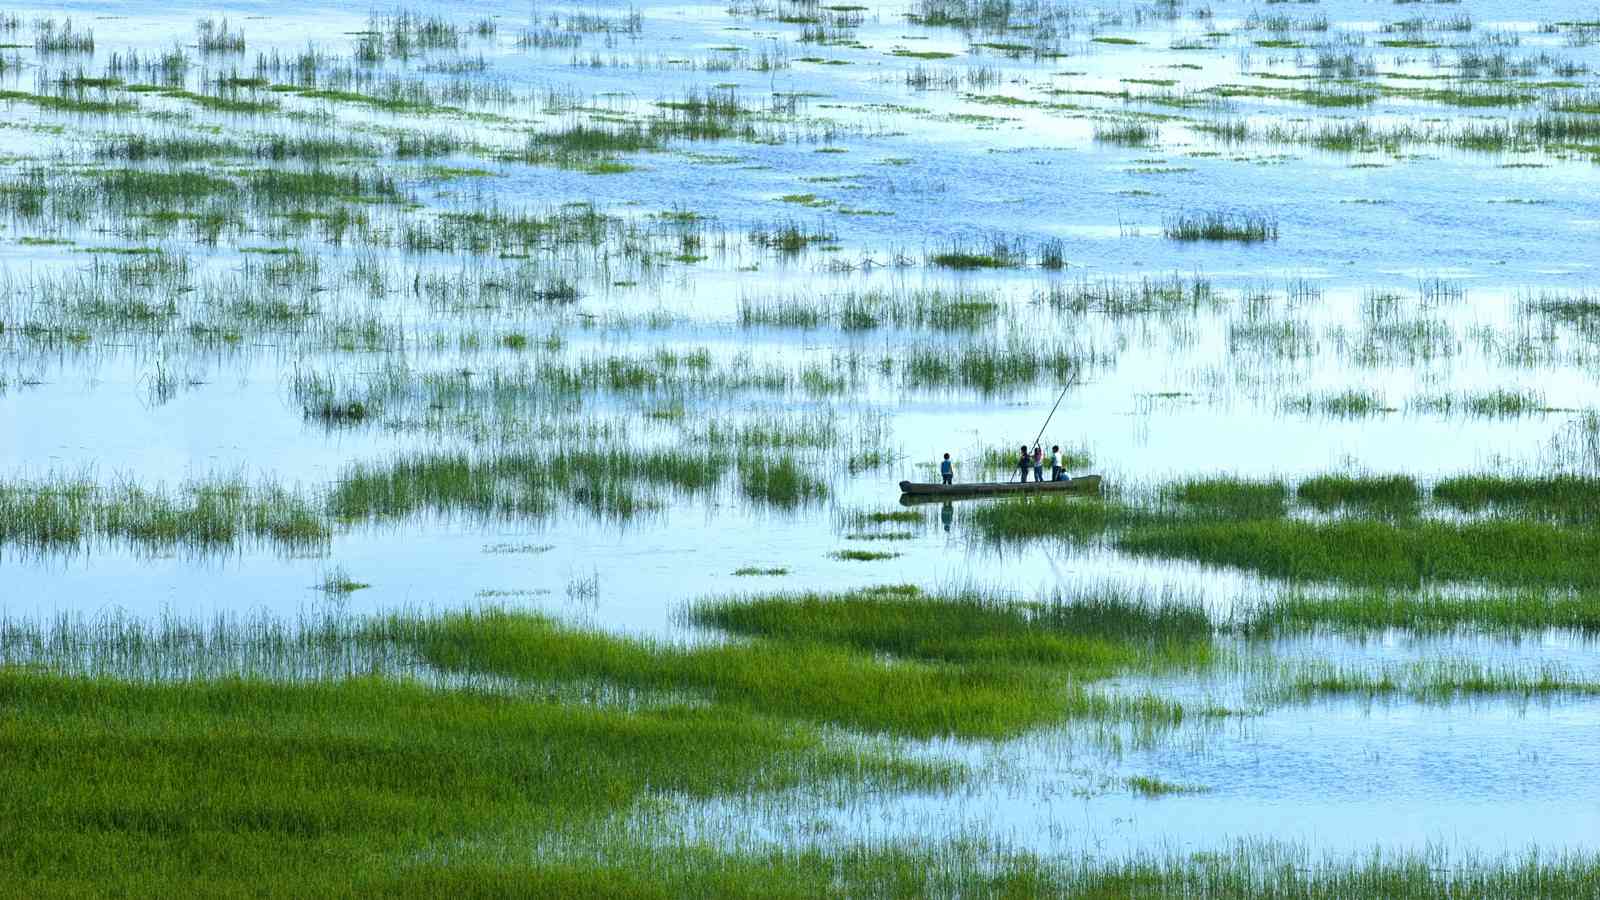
[
  {"left": 929, "top": 252, "right": 1016, "bottom": 269},
  {"left": 296, "top": 87, "right": 441, "bottom": 114},
  {"left": 853, "top": 510, "right": 923, "bottom": 525},
  {"left": 732, "top": 566, "right": 790, "bottom": 576},
  {"left": 1434, "top": 474, "right": 1600, "bottom": 523},
  {"left": 400, "top": 602, "right": 1170, "bottom": 737},
  {"left": 1163, "top": 210, "right": 1278, "bottom": 242},
  {"left": 738, "top": 454, "right": 829, "bottom": 509},
  {"left": 1128, "top": 775, "right": 1210, "bottom": 796},
  {"left": 1094, "top": 121, "right": 1159, "bottom": 145},
  {"left": 0, "top": 475, "right": 328, "bottom": 553},
  {"left": 317, "top": 567, "right": 370, "bottom": 595},
  {"left": 1284, "top": 389, "right": 1393, "bottom": 418},
  {"left": 159, "top": 89, "right": 280, "bottom": 114},
  {"left": 0, "top": 89, "right": 135, "bottom": 114},
  {"left": 832, "top": 549, "right": 901, "bottom": 561},
  {"left": 844, "top": 531, "right": 917, "bottom": 541},
  {"left": 332, "top": 449, "right": 729, "bottom": 524},
  {"left": 1296, "top": 474, "right": 1420, "bottom": 513},
  {"left": 967, "top": 496, "right": 1133, "bottom": 542},
  {"left": 1286, "top": 660, "right": 1600, "bottom": 702},
  {"left": 1117, "top": 517, "right": 1600, "bottom": 589},
  {"left": 1409, "top": 389, "right": 1554, "bottom": 418},
  {"left": 690, "top": 585, "right": 1210, "bottom": 671},
  {"left": 1165, "top": 477, "right": 1288, "bottom": 519},
  {"left": 1240, "top": 589, "right": 1600, "bottom": 635},
  {"left": 0, "top": 664, "right": 948, "bottom": 893}
]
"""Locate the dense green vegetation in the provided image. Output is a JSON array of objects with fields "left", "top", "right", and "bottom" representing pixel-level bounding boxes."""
[
  {"left": 688, "top": 584, "right": 1211, "bottom": 670},
  {"left": 1165, "top": 477, "right": 1288, "bottom": 518},
  {"left": 972, "top": 474, "right": 1600, "bottom": 589},
  {"left": 404, "top": 590, "right": 1194, "bottom": 737},
  {"left": 1240, "top": 590, "right": 1600, "bottom": 635},
  {"left": 5, "top": 594, "right": 1600, "bottom": 895},
  {"left": 1286, "top": 660, "right": 1600, "bottom": 702},
  {"left": 1434, "top": 474, "right": 1600, "bottom": 523},
  {"left": 1296, "top": 474, "right": 1420, "bottom": 513},
  {"left": 0, "top": 475, "right": 327, "bottom": 553},
  {"left": 1122, "top": 517, "right": 1600, "bottom": 588},
  {"left": 0, "top": 669, "right": 948, "bottom": 895}
]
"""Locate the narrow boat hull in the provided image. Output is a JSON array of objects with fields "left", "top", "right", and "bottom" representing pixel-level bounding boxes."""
[{"left": 897, "top": 474, "right": 1102, "bottom": 504}]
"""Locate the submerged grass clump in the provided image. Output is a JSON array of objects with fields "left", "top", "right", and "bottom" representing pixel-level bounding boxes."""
[
  {"left": 1283, "top": 389, "right": 1392, "bottom": 418},
  {"left": 1409, "top": 389, "right": 1551, "bottom": 418},
  {"left": 1165, "top": 477, "right": 1288, "bottom": 519},
  {"left": 1163, "top": 211, "right": 1278, "bottom": 242},
  {"left": 926, "top": 234, "right": 1028, "bottom": 270},
  {"left": 1127, "top": 775, "right": 1209, "bottom": 797},
  {"left": 331, "top": 447, "right": 732, "bottom": 524},
  {"left": 738, "top": 454, "right": 828, "bottom": 509},
  {"left": 831, "top": 548, "right": 900, "bottom": 561},
  {"left": 1094, "top": 120, "right": 1159, "bottom": 145},
  {"left": 853, "top": 510, "right": 923, "bottom": 525},
  {"left": 1286, "top": 660, "right": 1600, "bottom": 703},
  {"left": 738, "top": 286, "right": 1001, "bottom": 332},
  {"left": 689, "top": 585, "right": 1209, "bottom": 670},
  {"left": 967, "top": 495, "right": 1130, "bottom": 542},
  {"left": 1434, "top": 474, "right": 1600, "bottom": 523},
  {"left": 1296, "top": 474, "right": 1420, "bottom": 513},
  {"left": 0, "top": 475, "right": 327, "bottom": 554}
]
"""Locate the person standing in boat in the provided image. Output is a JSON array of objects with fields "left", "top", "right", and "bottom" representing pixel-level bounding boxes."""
[
  {"left": 1032, "top": 445, "right": 1044, "bottom": 483},
  {"left": 1051, "top": 445, "right": 1064, "bottom": 482},
  {"left": 940, "top": 453, "right": 954, "bottom": 485},
  {"left": 1017, "top": 445, "right": 1032, "bottom": 482}
]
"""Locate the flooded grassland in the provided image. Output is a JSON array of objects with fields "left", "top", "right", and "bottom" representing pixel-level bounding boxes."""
[{"left": 4, "top": 0, "right": 1600, "bottom": 894}]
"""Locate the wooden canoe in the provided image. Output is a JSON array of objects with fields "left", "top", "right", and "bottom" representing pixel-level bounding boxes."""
[{"left": 898, "top": 474, "right": 1101, "bottom": 503}]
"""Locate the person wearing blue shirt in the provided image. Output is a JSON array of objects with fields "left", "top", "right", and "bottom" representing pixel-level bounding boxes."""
[{"left": 939, "top": 453, "right": 954, "bottom": 485}]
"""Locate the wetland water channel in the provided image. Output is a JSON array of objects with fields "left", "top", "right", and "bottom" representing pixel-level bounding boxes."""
[{"left": 4, "top": 0, "right": 1600, "bottom": 890}]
